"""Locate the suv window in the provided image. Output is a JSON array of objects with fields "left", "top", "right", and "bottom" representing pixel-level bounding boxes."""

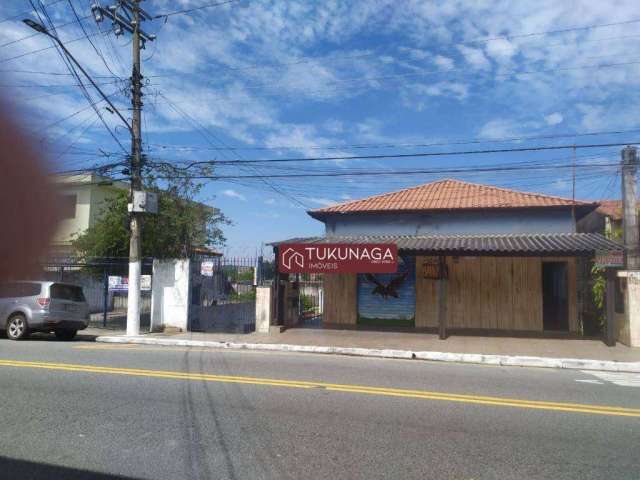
[
  {"left": 0, "top": 282, "right": 41, "bottom": 298},
  {"left": 50, "top": 284, "right": 85, "bottom": 302}
]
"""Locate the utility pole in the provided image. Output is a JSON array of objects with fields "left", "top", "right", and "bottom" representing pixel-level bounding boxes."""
[
  {"left": 90, "top": 0, "right": 156, "bottom": 336},
  {"left": 127, "top": 0, "right": 143, "bottom": 336},
  {"left": 621, "top": 146, "right": 639, "bottom": 270}
]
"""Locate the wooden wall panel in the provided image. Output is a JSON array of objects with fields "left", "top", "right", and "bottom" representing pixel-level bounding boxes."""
[
  {"left": 525, "top": 258, "right": 543, "bottom": 330},
  {"left": 323, "top": 273, "right": 357, "bottom": 325},
  {"left": 511, "top": 258, "right": 528, "bottom": 330},
  {"left": 480, "top": 257, "right": 498, "bottom": 329},
  {"left": 415, "top": 256, "right": 438, "bottom": 327},
  {"left": 495, "top": 258, "right": 514, "bottom": 330},
  {"left": 429, "top": 255, "right": 577, "bottom": 333},
  {"left": 446, "top": 257, "right": 464, "bottom": 328}
]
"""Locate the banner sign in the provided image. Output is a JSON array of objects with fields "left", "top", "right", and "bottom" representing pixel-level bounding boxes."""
[
  {"left": 278, "top": 243, "right": 397, "bottom": 274},
  {"left": 595, "top": 250, "right": 624, "bottom": 268},
  {"left": 201, "top": 261, "right": 215, "bottom": 277},
  {"left": 108, "top": 275, "right": 152, "bottom": 291}
]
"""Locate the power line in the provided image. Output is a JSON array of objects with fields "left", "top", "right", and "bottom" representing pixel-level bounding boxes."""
[
  {"left": 0, "top": 31, "right": 103, "bottom": 64},
  {"left": 150, "top": 140, "right": 640, "bottom": 168},
  {"left": 156, "top": 162, "right": 619, "bottom": 181},
  {"left": 144, "top": 19, "right": 640, "bottom": 78},
  {"left": 470, "top": 18, "right": 640, "bottom": 44},
  {"left": 156, "top": 92, "right": 310, "bottom": 209},
  {"left": 0, "top": 12, "right": 94, "bottom": 49},
  {"left": 0, "top": 0, "right": 66, "bottom": 24},
  {"left": 66, "top": 0, "right": 123, "bottom": 79},
  {"left": 0, "top": 79, "right": 121, "bottom": 88},
  {"left": 146, "top": 127, "right": 640, "bottom": 153},
  {"left": 154, "top": 0, "right": 240, "bottom": 19}
]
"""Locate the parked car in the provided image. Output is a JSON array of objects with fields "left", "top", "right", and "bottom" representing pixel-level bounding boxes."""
[{"left": 0, "top": 281, "right": 89, "bottom": 340}]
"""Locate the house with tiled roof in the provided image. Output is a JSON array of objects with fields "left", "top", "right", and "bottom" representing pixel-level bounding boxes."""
[
  {"left": 274, "top": 179, "right": 625, "bottom": 342},
  {"left": 577, "top": 199, "right": 640, "bottom": 240}
]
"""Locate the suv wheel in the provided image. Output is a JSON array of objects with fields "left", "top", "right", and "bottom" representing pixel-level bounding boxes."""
[
  {"left": 55, "top": 329, "right": 77, "bottom": 341},
  {"left": 7, "top": 314, "right": 28, "bottom": 340}
]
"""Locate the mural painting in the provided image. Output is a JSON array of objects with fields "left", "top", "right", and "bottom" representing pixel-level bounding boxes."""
[{"left": 357, "top": 255, "right": 416, "bottom": 327}]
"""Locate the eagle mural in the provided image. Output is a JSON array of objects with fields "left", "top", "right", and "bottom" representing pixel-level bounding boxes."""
[
  {"left": 364, "top": 271, "right": 409, "bottom": 300},
  {"left": 357, "top": 256, "right": 416, "bottom": 327}
]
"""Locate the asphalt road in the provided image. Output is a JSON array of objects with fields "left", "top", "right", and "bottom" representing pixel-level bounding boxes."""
[{"left": 0, "top": 334, "right": 638, "bottom": 480}]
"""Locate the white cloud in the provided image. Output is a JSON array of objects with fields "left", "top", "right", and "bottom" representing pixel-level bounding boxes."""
[
  {"left": 545, "top": 112, "right": 564, "bottom": 126},
  {"left": 478, "top": 119, "right": 520, "bottom": 139},
  {"left": 457, "top": 45, "right": 491, "bottom": 70},
  {"left": 307, "top": 197, "right": 337, "bottom": 207},
  {"left": 486, "top": 38, "right": 517, "bottom": 60},
  {"left": 433, "top": 55, "right": 454, "bottom": 70},
  {"left": 222, "top": 189, "right": 247, "bottom": 201},
  {"left": 264, "top": 198, "right": 277, "bottom": 205}
]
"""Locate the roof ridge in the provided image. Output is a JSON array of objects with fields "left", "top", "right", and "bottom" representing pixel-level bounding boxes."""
[
  {"left": 309, "top": 179, "right": 457, "bottom": 213},
  {"left": 436, "top": 177, "right": 593, "bottom": 206}
]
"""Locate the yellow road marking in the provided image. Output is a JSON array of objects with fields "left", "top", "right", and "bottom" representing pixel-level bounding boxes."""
[{"left": 0, "top": 359, "right": 638, "bottom": 417}]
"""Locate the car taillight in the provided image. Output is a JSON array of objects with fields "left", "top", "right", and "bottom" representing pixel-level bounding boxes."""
[{"left": 37, "top": 297, "right": 50, "bottom": 308}]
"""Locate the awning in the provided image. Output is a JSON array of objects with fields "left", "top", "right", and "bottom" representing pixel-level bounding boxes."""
[{"left": 272, "top": 233, "right": 622, "bottom": 257}]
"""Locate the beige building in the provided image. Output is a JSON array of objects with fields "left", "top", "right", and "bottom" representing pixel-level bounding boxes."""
[{"left": 50, "top": 173, "right": 129, "bottom": 256}]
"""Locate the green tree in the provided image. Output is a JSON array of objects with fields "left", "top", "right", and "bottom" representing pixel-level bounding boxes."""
[
  {"left": 73, "top": 173, "right": 230, "bottom": 259},
  {"left": 589, "top": 218, "right": 624, "bottom": 333}
]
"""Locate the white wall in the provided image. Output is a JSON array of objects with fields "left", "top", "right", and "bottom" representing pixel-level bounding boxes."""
[
  {"left": 52, "top": 184, "right": 92, "bottom": 245},
  {"left": 255, "top": 286, "right": 272, "bottom": 333},
  {"left": 150, "top": 259, "right": 190, "bottom": 332}
]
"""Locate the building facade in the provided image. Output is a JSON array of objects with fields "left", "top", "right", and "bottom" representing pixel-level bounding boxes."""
[
  {"left": 276, "top": 179, "right": 622, "bottom": 339},
  {"left": 50, "top": 173, "right": 129, "bottom": 256}
]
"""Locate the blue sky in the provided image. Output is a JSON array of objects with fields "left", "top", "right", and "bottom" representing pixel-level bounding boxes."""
[{"left": 1, "top": 0, "right": 639, "bottom": 255}]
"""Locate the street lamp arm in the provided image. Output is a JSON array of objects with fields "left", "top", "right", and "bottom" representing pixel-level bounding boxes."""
[{"left": 22, "top": 19, "right": 133, "bottom": 135}]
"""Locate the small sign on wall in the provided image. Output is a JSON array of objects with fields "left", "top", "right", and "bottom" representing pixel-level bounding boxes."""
[
  {"left": 200, "top": 261, "right": 214, "bottom": 277},
  {"left": 595, "top": 250, "right": 624, "bottom": 268},
  {"left": 420, "top": 256, "right": 447, "bottom": 280},
  {"left": 108, "top": 275, "right": 151, "bottom": 291}
]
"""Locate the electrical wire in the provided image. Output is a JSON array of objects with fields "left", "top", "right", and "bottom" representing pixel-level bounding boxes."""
[
  {"left": 154, "top": 0, "right": 239, "bottom": 19},
  {"left": 145, "top": 127, "right": 640, "bottom": 153},
  {"left": 66, "top": 0, "right": 123, "bottom": 79},
  {"left": 147, "top": 140, "right": 639, "bottom": 168}
]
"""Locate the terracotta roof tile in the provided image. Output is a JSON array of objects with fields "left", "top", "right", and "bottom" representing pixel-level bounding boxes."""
[
  {"left": 309, "top": 179, "right": 595, "bottom": 216},
  {"left": 596, "top": 200, "right": 640, "bottom": 220}
]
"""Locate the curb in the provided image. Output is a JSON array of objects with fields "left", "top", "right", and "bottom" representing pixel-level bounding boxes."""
[{"left": 94, "top": 336, "right": 640, "bottom": 373}]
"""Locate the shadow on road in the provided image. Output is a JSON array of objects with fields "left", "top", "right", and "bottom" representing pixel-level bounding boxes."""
[
  {"left": 0, "top": 456, "right": 143, "bottom": 480},
  {"left": 0, "top": 331, "right": 99, "bottom": 343}
]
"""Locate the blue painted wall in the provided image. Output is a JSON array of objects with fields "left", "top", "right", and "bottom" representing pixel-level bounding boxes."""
[{"left": 324, "top": 209, "right": 575, "bottom": 236}]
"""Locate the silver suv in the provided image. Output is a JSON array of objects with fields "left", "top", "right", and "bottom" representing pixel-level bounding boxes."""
[{"left": 0, "top": 281, "right": 89, "bottom": 340}]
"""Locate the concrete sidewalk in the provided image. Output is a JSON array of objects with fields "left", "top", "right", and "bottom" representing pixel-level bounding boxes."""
[{"left": 94, "top": 327, "right": 640, "bottom": 373}]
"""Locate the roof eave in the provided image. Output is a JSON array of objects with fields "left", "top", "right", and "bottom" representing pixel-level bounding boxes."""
[{"left": 308, "top": 203, "right": 599, "bottom": 220}]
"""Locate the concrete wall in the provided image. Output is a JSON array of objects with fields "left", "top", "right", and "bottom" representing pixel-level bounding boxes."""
[
  {"left": 619, "top": 272, "right": 640, "bottom": 346},
  {"left": 255, "top": 286, "right": 271, "bottom": 333},
  {"left": 52, "top": 184, "right": 92, "bottom": 246},
  {"left": 324, "top": 209, "right": 575, "bottom": 236},
  {"left": 150, "top": 259, "right": 190, "bottom": 332},
  {"left": 195, "top": 302, "right": 255, "bottom": 333}
]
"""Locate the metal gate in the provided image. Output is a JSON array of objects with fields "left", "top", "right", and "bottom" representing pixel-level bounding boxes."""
[
  {"left": 189, "top": 255, "right": 272, "bottom": 333},
  {"left": 37, "top": 257, "right": 153, "bottom": 330},
  {"left": 297, "top": 274, "right": 323, "bottom": 328}
]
